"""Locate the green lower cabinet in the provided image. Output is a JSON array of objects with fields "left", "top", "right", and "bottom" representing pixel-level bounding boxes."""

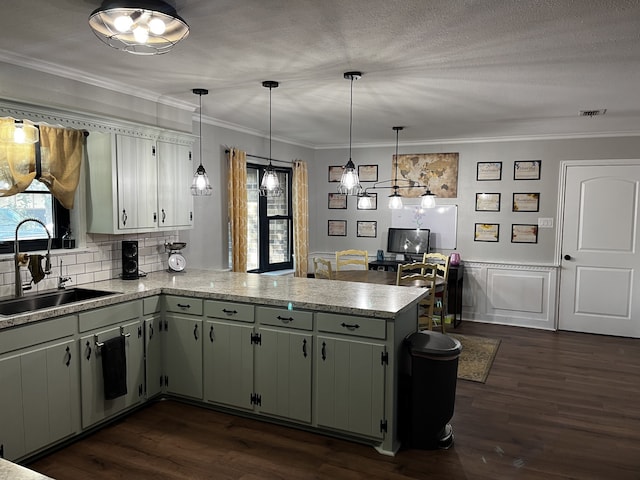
[
  {"left": 255, "top": 328, "right": 312, "bottom": 423},
  {"left": 144, "top": 315, "right": 163, "bottom": 399},
  {"left": 163, "top": 313, "right": 203, "bottom": 399},
  {"left": 0, "top": 355, "right": 25, "bottom": 460},
  {"left": 315, "top": 336, "right": 386, "bottom": 439},
  {"left": 203, "top": 320, "right": 254, "bottom": 410},
  {"left": 80, "top": 320, "right": 144, "bottom": 429}
]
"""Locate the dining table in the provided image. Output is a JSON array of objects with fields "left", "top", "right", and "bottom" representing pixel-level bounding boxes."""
[{"left": 333, "top": 269, "right": 445, "bottom": 290}]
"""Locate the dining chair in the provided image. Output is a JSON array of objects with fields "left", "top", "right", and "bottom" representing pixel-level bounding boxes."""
[
  {"left": 423, "top": 252, "right": 451, "bottom": 332},
  {"left": 313, "top": 257, "right": 333, "bottom": 279},
  {"left": 396, "top": 262, "right": 439, "bottom": 332},
  {"left": 335, "top": 249, "right": 369, "bottom": 271}
]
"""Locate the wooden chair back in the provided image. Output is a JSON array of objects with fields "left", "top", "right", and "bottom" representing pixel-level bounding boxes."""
[
  {"left": 313, "top": 257, "right": 333, "bottom": 279},
  {"left": 396, "top": 262, "right": 439, "bottom": 331},
  {"left": 335, "top": 249, "right": 369, "bottom": 271},
  {"left": 422, "top": 252, "right": 451, "bottom": 332}
]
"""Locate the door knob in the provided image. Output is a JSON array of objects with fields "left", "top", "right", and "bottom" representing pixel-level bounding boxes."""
[{"left": 564, "top": 254, "right": 572, "bottom": 260}]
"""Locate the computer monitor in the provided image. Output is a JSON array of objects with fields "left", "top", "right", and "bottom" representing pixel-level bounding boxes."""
[{"left": 387, "top": 228, "right": 430, "bottom": 261}]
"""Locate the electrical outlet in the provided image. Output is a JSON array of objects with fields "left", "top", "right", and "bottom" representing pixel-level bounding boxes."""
[{"left": 538, "top": 217, "right": 553, "bottom": 228}]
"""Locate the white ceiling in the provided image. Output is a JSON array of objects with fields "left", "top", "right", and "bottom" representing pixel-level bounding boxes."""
[{"left": 1, "top": 0, "right": 640, "bottom": 148}]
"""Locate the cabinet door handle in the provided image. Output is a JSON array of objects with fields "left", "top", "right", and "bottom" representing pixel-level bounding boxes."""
[
  {"left": 161, "top": 209, "right": 166, "bottom": 223},
  {"left": 121, "top": 209, "right": 127, "bottom": 226},
  {"left": 85, "top": 340, "right": 92, "bottom": 360},
  {"left": 277, "top": 315, "right": 293, "bottom": 323},
  {"left": 65, "top": 346, "right": 71, "bottom": 367},
  {"left": 302, "top": 339, "right": 307, "bottom": 358},
  {"left": 321, "top": 341, "right": 326, "bottom": 361},
  {"left": 193, "top": 324, "right": 199, "bottom": 341},
  {"left": 153, "top": 212, "right": 157, "bottom": 222},
  {"left": 341, "top": 322, "right": 360, "bottom": 330},
  {"left": 209, "top": 325, "right": 214, "bottom": 342},
  {"left": 149, "top": 323, "right": 154, "bottom": 340}
]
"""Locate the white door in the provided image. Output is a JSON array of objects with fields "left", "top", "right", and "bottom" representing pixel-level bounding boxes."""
[{"left": 559, "top": 163, "right": 640, "bottom": 337}]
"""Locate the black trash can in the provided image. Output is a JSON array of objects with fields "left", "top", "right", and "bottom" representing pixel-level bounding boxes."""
[{"left": 399, "top": 330, "right": 462, "bottom": 449}]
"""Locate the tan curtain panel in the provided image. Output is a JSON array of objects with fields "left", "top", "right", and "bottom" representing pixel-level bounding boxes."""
[
  {"left": 293, "top": 160, "right": 309, "bottom": 278},
  {"left": 228, "top": 148, "right": 248, "bottom": 272},
  {"left": 38, "top": 125, "right": 84, "bottom": 209},
  {"left": 0, "top": 118, "right": 37, "bottom": 196}
]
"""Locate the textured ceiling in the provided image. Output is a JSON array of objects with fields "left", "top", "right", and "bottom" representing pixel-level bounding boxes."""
[{"left": 1, "top": 0, "right": 640, "bottom": 147}]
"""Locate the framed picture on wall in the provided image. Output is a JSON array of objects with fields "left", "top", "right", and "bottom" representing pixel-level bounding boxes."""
[
  {"left": 357, "top": 192, "right": 377, "bottom": 210},
  {"left": 514, "top": 160, "right": 541, "bottom": 180},
  {"left": 512, "top": 193, "right": 540, "bottom": 212},
  {"left": 328, "top": 165, "right": 343, "bottom": 182},
  {"left": 328, "top": 193, "right": 347, "bottom": 209},
  {"left": 328, "top": 220, "right": 347, "bottom": 236},
  {"left": 358, "top": 164, "right": 378, "bottom": 182},
  {"left": 475, "top": 193, "right": 501, "bottom": 211},
  {"left": 511, "top": 224, "right": 538, "bottom": 243},
  {"left": 474, "top": 223, "right": 500, "bottom": 242},
  {"left": 357, "top": 220, "right": 377, "bottom": 238},
  {"left": 476, "top": 162, "right": 502, "bottom": 181}
]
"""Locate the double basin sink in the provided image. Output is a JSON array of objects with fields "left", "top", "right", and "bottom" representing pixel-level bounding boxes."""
[{"left": 0, "top": 288, "right": 118, "bottom": 316}]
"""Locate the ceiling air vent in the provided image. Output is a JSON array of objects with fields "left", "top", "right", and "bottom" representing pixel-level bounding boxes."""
[{"left": 579, "top": 109, "right": 607, "bottom": 117}]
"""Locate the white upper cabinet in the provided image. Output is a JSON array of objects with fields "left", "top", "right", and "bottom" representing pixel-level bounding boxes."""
[{"left": 86, "top": 132, "right": 193, "bottom": 234}]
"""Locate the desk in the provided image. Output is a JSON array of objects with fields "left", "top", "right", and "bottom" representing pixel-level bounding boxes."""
[{"left": 368, "top": 260, "right": 464, "bottom": 328}]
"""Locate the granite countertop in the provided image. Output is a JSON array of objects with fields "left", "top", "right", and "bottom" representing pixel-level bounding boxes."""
[
  {"left": 0, "top": 269, "right": 427, "bottom": 330},
  {"left": 0, "top": 459, "right": 52, "bottom": 480}
]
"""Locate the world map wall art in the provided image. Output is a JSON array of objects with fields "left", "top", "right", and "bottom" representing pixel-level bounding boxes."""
[{"left": 393, "top": 152, "right": 459, "bottom": 198}]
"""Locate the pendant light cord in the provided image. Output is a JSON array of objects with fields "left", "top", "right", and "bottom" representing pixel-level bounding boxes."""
[
  {"left": 348, "top": 76, "right": 354, "bottom": 160},
  {"left": 269, "top": 84, "right": 273, "bottom": 165},
  {"left": 199, "top": 93, "right": 203, "bottom": 168}
]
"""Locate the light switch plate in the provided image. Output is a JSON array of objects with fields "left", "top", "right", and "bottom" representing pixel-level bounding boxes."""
[{"left": 538, "top": 217, "right": 554, "bottom": 228}]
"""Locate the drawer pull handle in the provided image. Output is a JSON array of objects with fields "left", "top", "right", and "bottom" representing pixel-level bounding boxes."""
[
  {"left": 177, "top": 303, "right": 191, "bottom": 309},
  {"left": 302, "top": 339, "right": 308, "bottom": 358},
  {"left": 65, "top": 346, "right": 71, "bottom": 367},
  {"left": 222, "top": 309, "right": 238, "bottom": 315},
  {"left": 341, "top": 322, "right": 360, "bottom": 330},
  {"left": 277, "top": 315, "right": 293, "bottom": 323}
]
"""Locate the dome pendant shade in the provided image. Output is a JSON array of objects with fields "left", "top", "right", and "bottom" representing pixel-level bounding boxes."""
[
  {"left": 191, "top": 88, "right": 212, "bottom": 196},
  {"left": 0, "top": 120, "right": 39, "bottom": 144},
  {"left": 89, "top": 0, "right": 189, "bottom": 55}
]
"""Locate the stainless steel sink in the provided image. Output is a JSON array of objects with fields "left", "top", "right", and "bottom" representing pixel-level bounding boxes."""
[{"left": 0, "top": 288, "right": 118, "bottom": 316}]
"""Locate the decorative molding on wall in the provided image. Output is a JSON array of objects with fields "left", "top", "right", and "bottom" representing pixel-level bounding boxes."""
[{"left": 0, "top": 99, "right": 195, "bottom": 145}]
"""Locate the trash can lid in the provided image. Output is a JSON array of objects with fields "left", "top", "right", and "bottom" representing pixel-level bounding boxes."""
[{"left": 405, "top": 330, "right": 462, "bottom": 357}]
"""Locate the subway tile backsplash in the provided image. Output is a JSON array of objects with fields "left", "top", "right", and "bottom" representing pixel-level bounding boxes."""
[{"left": 0, "top": 232, "right": 180, "bottom": 298}]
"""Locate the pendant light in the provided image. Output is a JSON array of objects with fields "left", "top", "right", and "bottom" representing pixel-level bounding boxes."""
[
  {"left": 338, "top": 71, "right": 363, "bottom": 196},
  {"left": 259, "top": 81, "right": 282, "bottom": 197},
  {"left": 191, "top": 88, "right": 212, "bottom": 196},
  {"left": 88, "top": 0, "right": 190, "bottom": 55},
  {"left": 388, "top": 126, "right": 404, "bottom": 210},
  {"left": 0, "top": 120, "right": 39, "bottom": 144}
]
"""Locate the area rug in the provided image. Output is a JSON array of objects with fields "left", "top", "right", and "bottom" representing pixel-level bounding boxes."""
[{"left": 448, "top": 333, "right": 501, "bottom": 383}]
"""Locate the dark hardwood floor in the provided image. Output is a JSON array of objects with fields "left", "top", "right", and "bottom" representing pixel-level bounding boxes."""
[{"left": 28, "top": 322, "right": 640, "bottom": 480}]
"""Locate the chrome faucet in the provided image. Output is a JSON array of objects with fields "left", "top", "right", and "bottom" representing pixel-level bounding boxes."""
[
  {"left": 14, "top": 218, "right": 52, "bottom": 297},
  {"left": 58, "top": 258, "right": 72, "bottom": 290}
]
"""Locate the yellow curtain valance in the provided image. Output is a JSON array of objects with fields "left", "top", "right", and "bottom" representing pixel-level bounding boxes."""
[{"left": 0, "top": 118, "right": 84, "bottom": 209}]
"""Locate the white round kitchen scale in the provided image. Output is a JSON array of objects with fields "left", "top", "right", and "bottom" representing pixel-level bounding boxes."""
[{"left": 165, "top": 242, "right": 187, "bottom": 272}]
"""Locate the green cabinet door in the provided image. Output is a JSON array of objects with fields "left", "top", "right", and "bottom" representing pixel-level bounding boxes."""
[
  {"left": 203, "top": 320, "right": 254, "bottom": 410},
  {"left": 163, "top": 313, "right": 203, "bottom": 399},
  {"left": 315, "top": 336, "right": 386, "bottom": 439},
  {"left": 256, "top": 328, "right": 312, "bottom": 423},
  {"left": 144, "top": 315, "right": 163, "bottom": 399},
  {"left": 0, "top": 354, "right": 25, "bottom": 460}
]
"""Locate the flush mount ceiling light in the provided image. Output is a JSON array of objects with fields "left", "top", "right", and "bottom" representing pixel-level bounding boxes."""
[
  {"left": 259, "top": 80, "right": 282, "bottom": 197},
  {"left": 357, "top": 126, "right": 436, "bottom": 210},
  {"left": 88, "top": 0, "right": 189, "bottom": 55},
  {"left": 338, "top": 71, "right": 363, "bottom": 196},
  {"left": 0, "top": 120, "right": 39, "bottom": 144},
  {"left": 191, "top": 88, "right": 212, "bottom": 196}
]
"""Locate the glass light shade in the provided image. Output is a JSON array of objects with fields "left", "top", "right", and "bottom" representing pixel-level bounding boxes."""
[
  {"left": 388, "top": 192, "right": 403, "bottom": 210},
  {"left": 421, "top": 190, "right": 436, "bottom": 208},
  {"left": 259, "top": 166, "right": 282, "bottom": 197},
  {"left": 191, "top": 164, "right": 212, "bottom": 196},
  {"left": 337, "top": 159, "right": 362, "bottom": 195},
  {"left": 88, "top": 0, "right": 189, "bottom": 55},
  {"left": 0, "top": 122, "right": 39, "bottom": 144},
  {"left": 357, "top": 193, "right": 373, "bottom": 209}
]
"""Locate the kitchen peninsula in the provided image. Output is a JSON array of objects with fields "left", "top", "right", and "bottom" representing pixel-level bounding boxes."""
[{"left": 0, "top": 269, "right": 426, "bottom": 470}]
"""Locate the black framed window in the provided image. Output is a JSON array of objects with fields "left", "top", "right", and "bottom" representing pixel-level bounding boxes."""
[
  {"left": 246, "top": 164, "right": 293, "bottom": 272},
  {"left": 0, "top": 181, "right": 70, "bottom": 254}
]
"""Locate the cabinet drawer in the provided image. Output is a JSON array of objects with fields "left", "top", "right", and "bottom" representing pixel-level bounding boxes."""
[
  {"left": 143, "top": 296, "right": 161, "bottom": 315},
  {"left": 165, "top": 296, "right": 203, "bottom": 316},
  {"left": 204, "top": 300, "right": 254, "bottom": 323},
  {"left": 0, "top": 315, "right": 76, "bottom": 354},
  {"left": 256, "top": 306, "right": 313, "bottom": 331},
  {"left": 316, "top": 312, "right": 386, "bottom": 340},
  {"left": 79, "top": 300, "right": 142, "bottom": 332}
]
